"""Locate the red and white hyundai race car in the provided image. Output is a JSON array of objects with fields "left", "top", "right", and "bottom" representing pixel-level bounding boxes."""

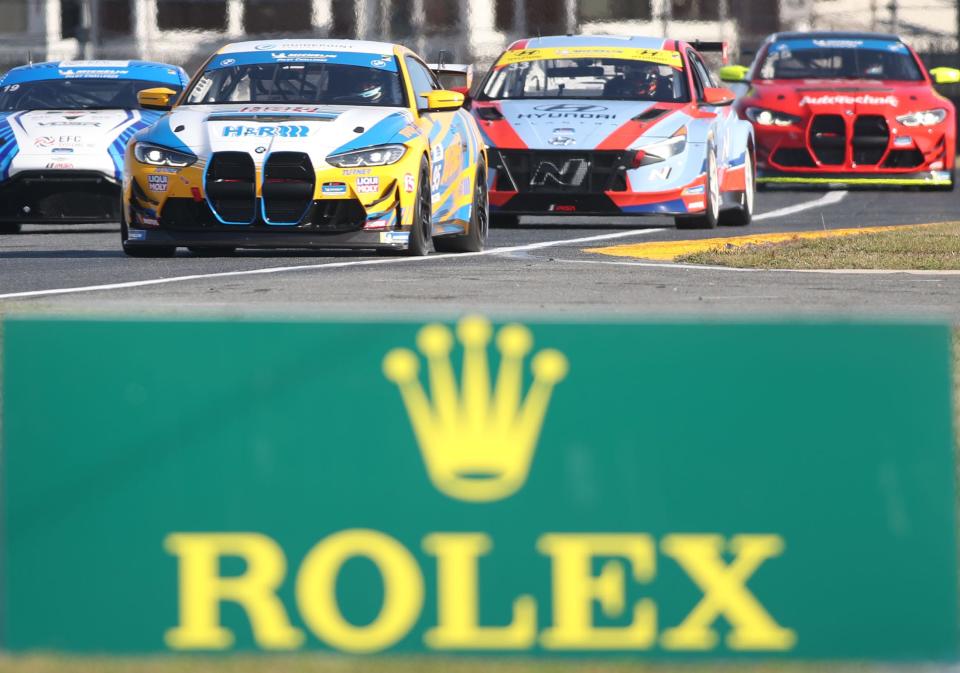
[
  {"left": 470, "top": 35, "right": 756, "bottom": 229},
  {"left": 722, "top": 31, "right": 958, "bottom": 190}
]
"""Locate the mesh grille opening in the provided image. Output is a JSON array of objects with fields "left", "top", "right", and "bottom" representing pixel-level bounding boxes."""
[{"left": 206, "top": 152, "right": 256, "bottom": 223}]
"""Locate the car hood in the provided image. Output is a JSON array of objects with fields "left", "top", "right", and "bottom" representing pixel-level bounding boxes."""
[
  {"left": 481, "top": 99, "right": 689, "bottom": 149},
  {"left": 153, "top": 104, "right": 418, "bottom": 162},
  {"left": 746, "top": 79, "right": 943, "bottom": 115},
  {"left": 10, "top": 109, "right": 147, "bottom": 155}
]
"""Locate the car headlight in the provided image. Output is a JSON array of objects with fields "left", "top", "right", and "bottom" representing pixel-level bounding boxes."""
[
  {"left": 896, "top": 109, "right": 947, "bottom": 127},
  {"left": 326, "top": 145, "right": 407, "bottom": 168},
  {"left": 635, "top": 134, "right": 687, "bottom": 166},
  {"left": 134, "top": 142, "right": 197, "bottom": 168},
  {"left": 745, "top": 107, "right": 801, "bottom": 127}
]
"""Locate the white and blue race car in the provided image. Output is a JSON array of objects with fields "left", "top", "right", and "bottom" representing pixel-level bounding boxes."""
[
  {"left": 0, "top": 60, "right": 189, "bottom": 233},
  {"left": 471, "top": 35, "right": 756, "bottom": 229}
]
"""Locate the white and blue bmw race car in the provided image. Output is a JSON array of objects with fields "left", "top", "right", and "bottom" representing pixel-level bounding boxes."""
[{"left": 0, "top": 60, "right": 189, "bottom": 233}]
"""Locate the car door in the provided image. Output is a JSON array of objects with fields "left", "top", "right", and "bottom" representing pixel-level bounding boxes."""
[
  {"left": 405, "top": 55, "right": 464, "bottom": 226},
  {"left": 689, "top": 50, "right": 736, "bottom": 167}
]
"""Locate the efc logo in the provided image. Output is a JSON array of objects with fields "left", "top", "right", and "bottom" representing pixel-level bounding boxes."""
[{"left": 221, "top": 125, "right": 311, "bottom": 138}]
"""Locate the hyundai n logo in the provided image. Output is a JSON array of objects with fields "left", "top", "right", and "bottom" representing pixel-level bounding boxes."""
[
  {"left": 534, "top": 104, "right": 608, "bottom": 112},
  {"left": 530, "top": 159, "right": 589, "bottom": 188}
]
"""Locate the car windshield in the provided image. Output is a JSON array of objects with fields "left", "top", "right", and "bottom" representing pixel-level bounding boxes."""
[
  {"left": 183, "top": 62, "right": 406, "bottom": 107},
  {"left": 758, "top": 39, "right": 923, "bottom": 80},
  {"left": 0, "top": 79, "right": 182, "bottom": 111},
  {"left": 480, "top": 56, "right": 688, "bottom": 102}
]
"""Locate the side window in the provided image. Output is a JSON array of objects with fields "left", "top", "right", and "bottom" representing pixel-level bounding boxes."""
[
  {"left": 405, "top": 56, "right": 439, "bottom": 110},
  {"left": 688, "top": 52, "right": 715, "bottom": 100}
]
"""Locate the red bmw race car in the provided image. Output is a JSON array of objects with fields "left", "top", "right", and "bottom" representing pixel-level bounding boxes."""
[{"left": 721, "top": 31, "right": 958, "bottom": 190}]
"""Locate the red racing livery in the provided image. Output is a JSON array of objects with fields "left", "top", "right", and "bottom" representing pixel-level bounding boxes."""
[{"left": 724, "top": 31, "right": 956, "bottom": 190}]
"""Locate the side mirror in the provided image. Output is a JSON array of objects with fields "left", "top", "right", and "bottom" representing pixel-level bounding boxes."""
[
  {"left": 718, "top": 65, "right": 749, "bottom": 83},
  {"left": 930, "top": 67, "right": 960, "bottom": 85},
  {"left": 138, "top": 87, "right": 178, "bottom": 111},
  {"left": 703, "top": 87, "right": 736, "bottom": 106},
  {"left": 419, "top": 89, "right": 465, "bottom": 113}
]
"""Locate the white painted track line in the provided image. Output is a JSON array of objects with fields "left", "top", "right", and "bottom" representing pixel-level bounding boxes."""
[
  {"left": 752, "top": 190, "right": 847, "bottom": 222},
  {"left": 0, "top": 227, "right": 669, "bottom": 300},
  {"left": 0, "top": 191, "right": 846, "bottom": 301}
]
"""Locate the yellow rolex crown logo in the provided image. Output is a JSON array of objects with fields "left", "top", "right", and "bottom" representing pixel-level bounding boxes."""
[{"left": 383, "top": 316, "right": 568, "bottom": 502}]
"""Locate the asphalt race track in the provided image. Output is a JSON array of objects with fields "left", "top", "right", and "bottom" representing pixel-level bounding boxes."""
[{"left": 0, "top": 188, "right": 958, "bottom": 318}]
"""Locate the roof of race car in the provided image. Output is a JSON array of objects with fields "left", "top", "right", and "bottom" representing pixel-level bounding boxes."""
[
  {"left": 508, "top": 34, "right": 669, "bottom": 50},
  {"left": 766, "top": 31, "right": 904, "bottom": 43},
  {"left": 216, "top": 39, "right": 400, "bottom": 56},
  {"left": 0, "top": 60, "right": 188, "bottom": 87}
]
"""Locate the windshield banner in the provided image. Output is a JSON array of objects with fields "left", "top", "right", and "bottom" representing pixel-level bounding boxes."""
[
  {"left": 496, "top": 46, "right": 683, "bottom": 69},
  {"left": 207, "top": 50, "right": 398, "bottom": 72}
]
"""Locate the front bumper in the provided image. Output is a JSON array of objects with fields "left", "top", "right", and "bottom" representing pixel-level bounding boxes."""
[
  {"left": 757, "top": 168, "right": 953, "bottom": 188},
  {"left": 488, "top": 149, "right": 706, "bottom": 216},
  {"left": 0, "top": 171, "right": 120, "bottom": 223},
  {"left": 127, "top": 195, "right": 412, "bottom": 250},
  {"left": 125, "top": 226, "right": 410, "bottom": 250}
]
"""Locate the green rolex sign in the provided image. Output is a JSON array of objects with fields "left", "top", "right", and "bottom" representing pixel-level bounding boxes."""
[{"left": 1, "top": 318, "right": 956, "bottom": 660}]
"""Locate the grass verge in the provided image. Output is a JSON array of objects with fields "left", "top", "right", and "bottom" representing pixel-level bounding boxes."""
[{"left": 677, "top": 221, "right": 960, "bottom": 270}]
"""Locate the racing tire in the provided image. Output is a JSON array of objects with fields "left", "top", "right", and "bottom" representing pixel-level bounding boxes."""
[
  {"left": 188, "top": 247, "right": 236, "bottom": 257},
  {"left": 121, "top": 210, "right": 176, "bottom": 258},
  {"left": 405, "top": 157, "right": 433, "bottom": 257},
  {"left": 0, "top": 223, "right": 21, "bottom": 234},
  {"left": 718, "top": 150, "right": 755, "bottom": 227},
  {"left": 490, "top": 213, "right": 520, "bottom": 228},
  {"left": 674, "top": 145, "right": 720, "bottom": 230},
  {"left": 434, "top": 165, "right": 488, "bottom": 253}
]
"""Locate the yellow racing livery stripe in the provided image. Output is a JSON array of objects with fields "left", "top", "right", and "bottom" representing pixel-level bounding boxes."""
[{"left": 496, "top": 46, "right": 683, "bottom": 69}]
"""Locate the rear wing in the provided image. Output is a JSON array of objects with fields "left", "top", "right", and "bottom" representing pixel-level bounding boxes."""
[
  {"left": 427, "top": 63, "right": 473, "bottom": 92},
  {"left": 689, "top": 40, "right": 730, "bottom": 65}
]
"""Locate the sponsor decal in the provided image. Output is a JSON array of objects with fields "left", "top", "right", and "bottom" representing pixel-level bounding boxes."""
[
  {"left": 57, "top": 68, "right": 129, "bottom": 79},
  {"left": 38, "top": 121, "right": 101, "bottom": 127},
  {"left": 238, "top": 105, "right": 334, "bottom": 113},
  {"left": 219, "top": 58, "right": 236, "bottom": 66},
  {"left": 497, "top": 46, "right": 683, "bottom": 70},
  {"left": 379, "top": 231, "right": 410, "bottom": 244},
  {"left": 404, "top": 173, "right": 415, "bottom": 193},
  {"left": 45, "top": 161, "right": 74, "bottom": 169},
  {"left": 812, "top": 39, "right": 864, "bottom": 48},
  {"left": 398, "top": 125, "right": 418, "bottom": 139},
  {"left": 356, "top": 176, "right": 380, "bottom": 194},
  {"left": 799, "top": 94, "right": 898, "bottom": 107},
  {"left": 683, "top": 184, "right": 705, "bottom": 195},
  {"left": 342, "top": 168, "right": 372, "bottom": 175},
  {"left": 371, "top": 59, "right": 387, "bottom": 67},
  {"left": 52, "top": 148, "right": 74, "bottom": 154},
  {"left": 322, "top": 182, "right": 348, "bottom": 195},
  {"left": 688, "top": 200, "right": 705, "bottom": 209},
  {"left": 127, "top": 228, "right": 147, "bottom": 240},
  {"left": 35, "top": 135, "right": 82, "bottom": 148},
  {"left": 147, "top": 174, "right": 169, "bottom": 192},
  {"left": 271, "top": 52, "right": 337, "bottom": 62},
  {"left": 155, "top": 166, "right": 180, "bottom": 174},
  {"left": 548, "top": 135, "right": 575, "bottom": 146},
  {"left": 518, "top": 103, "right": 614, "bottom": 120},
  {"left": 221, "top": 125, "right": 311, "bottom": 138}
]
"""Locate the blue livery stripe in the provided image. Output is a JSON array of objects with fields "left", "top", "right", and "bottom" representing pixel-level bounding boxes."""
[{"left": 330, "top": 112, "right": 410, "bottom": 155}]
